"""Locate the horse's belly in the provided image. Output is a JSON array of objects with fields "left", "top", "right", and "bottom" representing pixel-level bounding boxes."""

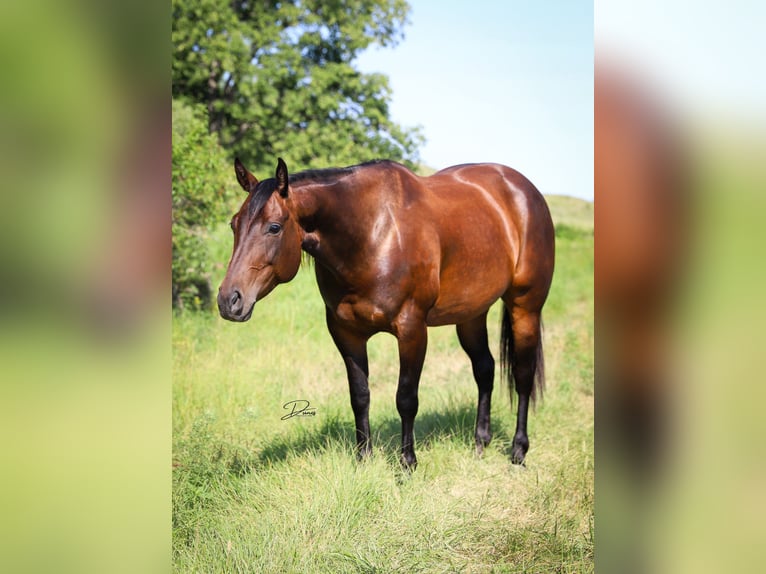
[
  {"left": 424, "top": 241, "right": 513, "bottom": 326},
  {"left": 425, "top": 282, "right": 506, "bottom": 326}
]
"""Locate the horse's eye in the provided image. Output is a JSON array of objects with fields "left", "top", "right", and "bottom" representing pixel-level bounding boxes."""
[{"left": 267, "top": 222, "right": 282, "bottom": 235}]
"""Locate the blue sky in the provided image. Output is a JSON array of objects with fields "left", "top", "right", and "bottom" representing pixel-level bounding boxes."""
[{"left": 356, "top": 1, "right": 594, "bottom": 200}]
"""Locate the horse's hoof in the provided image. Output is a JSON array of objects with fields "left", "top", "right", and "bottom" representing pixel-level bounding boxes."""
[
  {"left": 511, "top": 435, "right": 529, "bottom": 465},
  {"left": 356, "top": 446, "right": 372, "bottom": 462},
  {"left": 400, "top": 452, "right": 417, "bottom": 471},
  {"left": 475, "top": 430, "right": 492, "bottom": 456},
  {"left": 475, "top": 437, "right": 491, "bottom": 458}
]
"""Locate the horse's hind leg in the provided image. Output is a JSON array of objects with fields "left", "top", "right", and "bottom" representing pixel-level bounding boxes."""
[
  {"left": 503, "top": 300, "right": 544, "bottom": 465},
  {"left": 456, "top": 312, "right": 495, "bottom": 455}
]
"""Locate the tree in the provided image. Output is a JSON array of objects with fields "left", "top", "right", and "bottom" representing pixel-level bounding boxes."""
[
  {"left": 172, "top": 0, "right": 423, "bottom": 174},
  {"left": 172, "top": 99, "right": 238, "bottom": 309}
]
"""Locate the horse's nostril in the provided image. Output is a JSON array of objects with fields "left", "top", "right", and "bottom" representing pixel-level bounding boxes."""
[{"left": 230, "top": 290, "right": 242, "bottom": 307}]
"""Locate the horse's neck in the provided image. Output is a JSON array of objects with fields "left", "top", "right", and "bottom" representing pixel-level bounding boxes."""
[
  {"left": 290, "top": 180, "right": 367, "bottom": 271},
  {"left": 291, "top": 180, "right": 341, "bottom": 229}
]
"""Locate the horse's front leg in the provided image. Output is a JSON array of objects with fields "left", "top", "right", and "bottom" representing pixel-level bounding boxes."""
[
  {"left": 395, "top": 321, "right": 428, "bottom": 470},
  {"left": 326, "top": 310, "right": 372, "bottom": 459}
]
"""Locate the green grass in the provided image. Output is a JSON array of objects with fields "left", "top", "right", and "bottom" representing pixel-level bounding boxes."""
[
  {"left": 545, "top": 195, "right": 593, "bottom": 232},
  {"left": 173, "top": 202, "right": 593, "bottom": 572}
]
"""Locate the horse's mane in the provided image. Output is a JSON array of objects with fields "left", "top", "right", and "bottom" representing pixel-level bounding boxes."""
[
  {"left": 289, "top": 159, "right": 395, "bottom": 184},
  {"left": 247, "top": 159, "right": 396, "bottom": 217}
]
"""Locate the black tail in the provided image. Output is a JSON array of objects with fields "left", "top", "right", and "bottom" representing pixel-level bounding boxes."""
[{"left": 500, "top": 304, "right": 545, "bottom": 407}]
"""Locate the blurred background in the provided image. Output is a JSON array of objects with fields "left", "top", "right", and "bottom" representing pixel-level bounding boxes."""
[
  {"left": 0, "top": 1, "right": 169, "bottom": 573},
  {"left": 596, "top": 1, "right": 766, "bottom": 573}
]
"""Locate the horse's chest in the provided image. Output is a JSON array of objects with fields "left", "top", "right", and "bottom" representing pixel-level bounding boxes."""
[
  {"left": 334, "top": 298, "right": 389, "bottom": 329},
  {"left": 315, "top": 266, "right": 394, "bottom": 332}
]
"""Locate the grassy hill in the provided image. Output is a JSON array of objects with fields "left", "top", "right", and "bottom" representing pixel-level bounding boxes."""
[{"left": 545, "top": 194, "right": 594, "bottom": 231}]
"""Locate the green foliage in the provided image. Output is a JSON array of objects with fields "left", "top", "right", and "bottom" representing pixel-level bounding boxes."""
[
  {"left": 172, "top": 99, "right": 238, "bottom": 309},
  {"left": 171, "top": 0, "right": 423, "bottom": 173}
]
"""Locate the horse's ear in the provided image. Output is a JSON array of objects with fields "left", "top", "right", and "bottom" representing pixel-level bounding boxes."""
[
  {"left": 234, "top": 158, "right": 258, "bottom": 192},
  {"left": 275, "top": 157, "right": 289, "bottom": 198}
]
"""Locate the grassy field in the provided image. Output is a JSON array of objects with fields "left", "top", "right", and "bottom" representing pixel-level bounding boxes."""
[
  {"left": 173, "top": 196, "right": 593, "bottom": 572},
  {"left": 545, "top": 195, "right": 594, "bottom": 232}
]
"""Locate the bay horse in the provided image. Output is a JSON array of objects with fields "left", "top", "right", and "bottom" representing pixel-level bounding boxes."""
[{"left": 218, "top": 158, "right": 555, "bottom": 468}]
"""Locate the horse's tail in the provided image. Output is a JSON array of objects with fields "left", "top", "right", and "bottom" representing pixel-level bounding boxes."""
[{"left": 500, "top": 303, "right": 545, "bottom": 406}]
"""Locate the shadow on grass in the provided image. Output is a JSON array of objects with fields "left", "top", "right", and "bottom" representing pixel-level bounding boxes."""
[
  {"left": 257, "top": 414, "right": 356, "bottom": 465},
  {"left": 174, "top": 400, "right": 522, "bottom": 483},
  {"left": 255, "top": 400, "right": 515, "bottom": 469}
]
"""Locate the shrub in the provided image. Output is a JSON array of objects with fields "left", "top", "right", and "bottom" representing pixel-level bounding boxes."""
[{"left": 172, "top": 99, "right": 237, "bottom": 310}]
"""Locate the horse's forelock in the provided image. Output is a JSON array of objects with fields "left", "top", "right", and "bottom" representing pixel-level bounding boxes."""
[{"left": 247, "top": 179, "right": 278, "bottom": 218}]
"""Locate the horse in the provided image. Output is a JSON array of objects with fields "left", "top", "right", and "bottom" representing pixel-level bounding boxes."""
[{"left": 217, "top": 158, "right": 555, "bottom": 469}]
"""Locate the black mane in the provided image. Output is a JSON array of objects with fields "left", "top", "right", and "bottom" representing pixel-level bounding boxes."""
[
  {"left": 289, "top": 159, "right": 394, "bottom": 184},
  {"left": 247, "top": 159, "right": 395, "bottom": 217}
]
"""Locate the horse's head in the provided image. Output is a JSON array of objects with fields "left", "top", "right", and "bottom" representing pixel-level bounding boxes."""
[{"left": 217, "top": 158, "right": 302, "bottom": 322}]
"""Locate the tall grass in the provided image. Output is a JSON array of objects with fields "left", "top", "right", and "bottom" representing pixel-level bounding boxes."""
[{"left": 173, "top": 198, "right": 593, "bottom": 572}]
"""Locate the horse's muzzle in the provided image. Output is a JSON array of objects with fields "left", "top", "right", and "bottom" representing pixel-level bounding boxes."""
[{"left": 217, "top": 288, "right": 253, "bottom": 322}]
